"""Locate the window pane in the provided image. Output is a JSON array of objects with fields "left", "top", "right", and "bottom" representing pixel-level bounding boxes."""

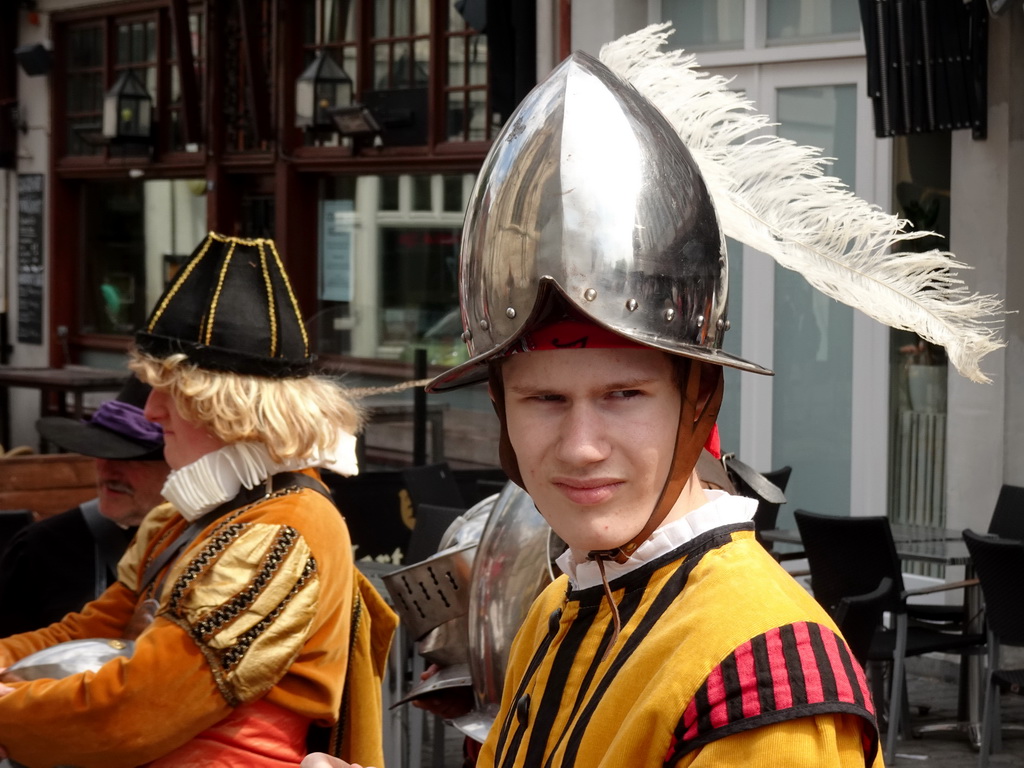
[
  {"left": 117, "top": 24, "right": 130, "bottom": 63},
  {"left": 314, "top": 177, "right": 357, "bottom": 356},
  {"left": 374, "top": 0, "right": 390, "bottom": 37},
  {"left": 132, "top": 22, "right": 145, "bottom": 61},
  {"left": 303, "top": 0, "right": 317, "bottom": 44},
  {"left": 374, "top": 43, "right": 390, "bottom": 88},
  {"left": 70, "top": 26, "right": 102, "bottom": 67},
  {"left": 662, "top": 0, "right": 743, "bottom": 51},
  {"left": 412, "top": 175, "right": 432, "bottom": 211},
  {"left": 772, "top": 83, "right": 857, "bottom": 517},
  {"left": 413, "top": 39, "right": 429, "bottom": 86},
  {"left": 414, "top": 0, "right": 430, "bottom": 34},
  {"left": 443, "top": 175, "right": 463, "bottom": 212},
  {"left": 392, "top": 41, "right": 412, "bottom": 87},
  {"left": 378, "top": 227, "right": 463, "bottom": 360},
  {"left": 467, "top": 35, "right": 486, "bottom": 85},
  {"left": 394, "top": 0, "right": 410, "bottom": 36},
  {"left": 379, "top": 175, "right": 400, "bottom": 210},
  {"left": 449, "top": 1, "right": 466, "bottom": 31},
  {"left": 79, "top": 179, "right": 207, "bottom": 336},
  {"left": 448, "top": 35, "right": 465, "bottom": 85},
  {"left": 343, "top": 47, "right": 359, "bottom": 94},
  {"left": 767, "top": 0, "right": 861, "bottom": 44},
  {"left": 447, "top": 91, "right": 465, "bottom": 141},
  {"left": 189, "top": 12, "right": 203, "bottom": 56},
  {"left": 467, "top": 88, "right": 487, "bottom": 141}
]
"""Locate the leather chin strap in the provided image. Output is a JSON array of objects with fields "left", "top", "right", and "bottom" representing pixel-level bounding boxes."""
[
  {"left": 587, "top": 362, "right": 724, "bottom": 565},
  {"left": 489, "top": 360, "right": 725, "bottom": 565},
  {"left": 489, "top": 364, "right": 525, "bottom": 488}
]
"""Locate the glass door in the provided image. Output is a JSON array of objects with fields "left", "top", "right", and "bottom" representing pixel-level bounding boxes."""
[{"left": 709, "top": 59, "right": 890, "bottom": 523}]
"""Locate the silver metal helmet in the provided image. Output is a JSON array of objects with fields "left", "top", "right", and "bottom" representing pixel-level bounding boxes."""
[
  {"left": 429, "top": 49, "right": 770, "bottom": 392},
  {"left": 450, "top": 481, "right": 561, "bottom": 743}
]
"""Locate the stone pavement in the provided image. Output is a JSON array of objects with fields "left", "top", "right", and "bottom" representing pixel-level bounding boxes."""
[{"left": 889, "top": 658, "right": 1024, "bottom": 767}]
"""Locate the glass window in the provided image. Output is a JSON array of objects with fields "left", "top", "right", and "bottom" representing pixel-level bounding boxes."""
[
  {"left": 766, "top": 0, "right": 860, "bottom": 45},
  {"left": 412, "top": 175, "right": 432, "bottom": 211},
  {"left": 772, "top": 83, "right": 857, "bottom": 515},
  {"left": 378, "top": 227, "right": 462, "bottom": 362},
  {"left": 61, "top": 9, "right": 206, "bottom": 158},
  {"left": 442, "top": 174, "right": 465, "bottom": 212},
  {"left": 79, "top": 179, "right": 207, "bottom": 336},
  {"left": 662, "top": 0, "right": 744, "bottom": 51},
  {"left": 314, "top": 177, "right": 358, "bottom": 356},
  {"left": 888, "top": 132, "right": 951, "bottom": 532},
  {"left": 313, "top": 173, "right": 470, "bottom": 366},
  {"left": 444, "top": 6, "right": 489, "bottom": 142},
  {"left": 380, "top": 176, "right": 400, "bottom": 209},
  {"left": 371, "top": 1, "right": 429, "bottom": 89},
  {"left": 65, "top": 24, "right": 105, "bottom": 156},
  {"left": 169, "top": 9, "right": 205, "bottom": 151},
  {"left": 223, "top": 0, "right": 275, "bottom": 152}
]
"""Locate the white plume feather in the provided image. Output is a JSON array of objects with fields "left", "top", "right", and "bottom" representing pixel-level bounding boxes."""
[{"left": 599, "top": 24, "right": 1005, "bottom": 383}]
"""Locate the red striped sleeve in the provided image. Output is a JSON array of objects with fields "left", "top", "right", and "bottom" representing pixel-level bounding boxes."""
[{"left": 670, "top": 622, "right": 879, "bottom": 766}]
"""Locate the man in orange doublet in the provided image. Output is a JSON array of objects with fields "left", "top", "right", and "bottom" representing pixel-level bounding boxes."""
[{"left": 0, "top": 233, "right": 396, "bottom": 768}]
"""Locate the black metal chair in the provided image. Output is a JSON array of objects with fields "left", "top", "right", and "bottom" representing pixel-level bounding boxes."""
[
  {"left": 987, "top": 485, "right": 1024, "bottom": 542},
  {"left": 963, "top": 529, "right": 1024, "bottom": 768},
  {"left": 400, "top": 462, "right": 466, "bottom": 510},
  {"left": 794, "top": 510, "right": 985, "bottom": 763}
]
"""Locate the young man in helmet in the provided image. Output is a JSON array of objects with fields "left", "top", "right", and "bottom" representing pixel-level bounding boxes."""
[
  {"left": 307, "top": 49, "right": 881, "bottom": 768},
  {"left": 0, "top": 233, "right": 396, "bottom": 767}
]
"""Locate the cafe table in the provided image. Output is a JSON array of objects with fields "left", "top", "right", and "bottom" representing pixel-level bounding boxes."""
[
  {"left": 761, "top": 525, "right": 984, "bottom": 746},
  {"left": 0, "top": 366, "right": 129, "bottom": 449}
]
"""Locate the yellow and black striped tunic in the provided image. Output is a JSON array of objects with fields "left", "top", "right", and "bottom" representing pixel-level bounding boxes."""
[{"left": 479, "top": 524, "right": 882, "bottom": 768}]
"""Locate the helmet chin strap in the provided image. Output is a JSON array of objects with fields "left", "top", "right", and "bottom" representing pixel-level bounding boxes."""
[{"left": 586, "top": 363, "right": 724, "bottom": 565}]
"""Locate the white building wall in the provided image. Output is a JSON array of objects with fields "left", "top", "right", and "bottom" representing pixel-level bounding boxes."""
[
  {"left": 947, "top": 5, "right": 1024, "bottom": 529},
  {"left": 4, "top": 11, "right": 55, "bottom": 449}
]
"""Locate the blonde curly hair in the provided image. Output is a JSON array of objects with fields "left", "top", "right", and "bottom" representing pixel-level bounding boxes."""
[{"left": 129, "top": 350, "right": 364, "bottom": 464}]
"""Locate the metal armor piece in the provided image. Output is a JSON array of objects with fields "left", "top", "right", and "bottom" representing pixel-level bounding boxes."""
[
  {"left": 1, "top": 638, "right": 135, "bottom": 682},
  {"left": 429, "top": 50, "right": 770, "bottom": 392},
  {"left": 451, "top": 482, "right": 560, "bottom": 743},
  {"left": 382, "top": 493, "right": 498, "bottom": 642},
  {"left": 383, "top": 544, "right": 477, "bottom": 642},
  {"left": 383, "top": 493, "right": 497, "bottom": 708}
]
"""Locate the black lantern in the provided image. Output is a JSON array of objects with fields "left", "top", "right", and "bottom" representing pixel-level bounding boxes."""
[
  {"left": 102, "top": 70, "right": 153, "bottom": 143},
  {"left": 296, "top": 50, "right": 353, "bottom": 130}
]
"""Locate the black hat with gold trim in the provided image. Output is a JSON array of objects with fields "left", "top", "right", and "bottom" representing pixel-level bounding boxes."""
[{"left": 135, "top": 232, "right": 315, "bottom": 377}]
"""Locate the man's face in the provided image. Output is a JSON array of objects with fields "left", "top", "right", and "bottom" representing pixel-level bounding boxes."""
[
  {"left": 95, "top": 457, "right": 170, "bottom": 526},
  {"left": 143, "top": 387, "right": 228, "bottom": 470},
  {"left": 502, "top": 346, "right": 681, "bottom": 558}
]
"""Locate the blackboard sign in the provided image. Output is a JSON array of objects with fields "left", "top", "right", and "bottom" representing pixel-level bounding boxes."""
[{"left": 17, "top": 174, "right": 44, "bottom": 344}]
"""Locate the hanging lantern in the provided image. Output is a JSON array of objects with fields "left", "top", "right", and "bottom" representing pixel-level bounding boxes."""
[
  {"left": 102, "top": 70, "right": 153, "bottom": 143},
  {"left": 295, "top": 50, "right": 353, "bottom": 130}
]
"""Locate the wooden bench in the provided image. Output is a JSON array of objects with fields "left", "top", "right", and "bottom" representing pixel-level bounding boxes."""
[{"left": 0, "top": 453, "right": 97, "bottom": 521}]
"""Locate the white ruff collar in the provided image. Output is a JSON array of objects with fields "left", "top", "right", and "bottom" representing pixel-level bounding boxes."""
[{"left": 162, "top": 431, "right": 358, "bottom": 522}]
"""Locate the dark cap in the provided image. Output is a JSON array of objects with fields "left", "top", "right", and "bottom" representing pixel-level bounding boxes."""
[
  {"left": 35, "top": 375, "right": 165, "bottom": 461},
  {"left": 134, "top": 232, "right": 316, "bottom": 378}
]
